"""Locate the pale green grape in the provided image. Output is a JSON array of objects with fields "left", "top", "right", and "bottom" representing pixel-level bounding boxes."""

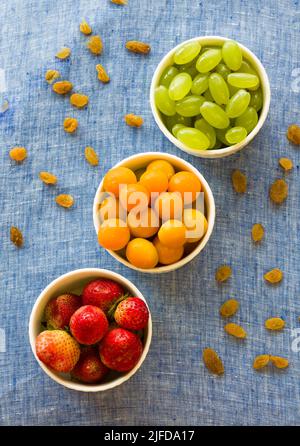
[
  {"left": 215, "top": 127, "right": 230, "bottom": 145},
  {"left": 228, "top": 83, "right": 239, "bottom": 97},
  {"left": 225, "top": 126, "right": 247, "bottom": 144},
  {"left": 204, "top": 89, "right": 214, "bottom": 102},
  {"left": 177, "top": 127, "right": 210, "bottom": 150},
  {"left": 200, "top": 101, "right": 230, "bottom": 129},
  {"left": 237, "top": 60, "right": 256, "bottom": 75},
  {"left": 227, "top": 73, "right": 259, "bottom": 89},
  {"left": 249, "top": 88, "right": 263, "bottom": 111},
  {"left": 222, "top": 40, "right": 242, "bottom": 71},
  {"left": 155, "top": 86, "right": 176, "bottom": 116},
  {"left": 235, "top": 107, "right": 258, "bottom": 133},
  {"left": 178, "top": 64, "right": 198, "bottom": 78},
  {"left": 216, "top": 63, "right": 231, "bottom": 79},
  {"left": 172, "top": 124, "right": 186, "bottom": 137},
  {"left": 196, "top": 49, "right": 222, "bottom": 73},
  {"left": 194, "top": 118, "right": 216, "bottom": 148},
  {"left": 159, "top": 66, "right": 179, "bottom": 88},
  {"left": 168, "top": 73, "right": 192, "bottom": 101},
  {"left": 208, "top": 73, "right": 230, "bottom": 105},
  {"left": 191, "top": 73, "right": 209, "bottom": 95},
  {"left": 175, "top": 95, "right": 205, "bottom": 117},
  {"left": 225, "top": 89, "right": 250, "bottom": 118},
  {"left": 174, "top": 41, "right": 201, "bottom": 65},
  {"left": 163, "top": 113, "right": 192, "bottom": 131}
]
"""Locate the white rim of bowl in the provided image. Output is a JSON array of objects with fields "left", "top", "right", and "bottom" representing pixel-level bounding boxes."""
[
  {"left": 28, "top": 268, "right": 152, "bottom": 392},
  {"left": 93, "top": 152, "right": 216, "bottom": 273},
  {"left": 150, "top": 36, "right": 271, "bottom": 158}
]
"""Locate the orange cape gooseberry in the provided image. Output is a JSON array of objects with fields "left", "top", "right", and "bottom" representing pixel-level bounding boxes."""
[
  {"left": 140, "top": 169, "right": 169, "bottom": 194},
  {"left": 168, "top": 171, "right": 201, "bottom": 204},
  {"left": 126, "top": 238, "right": 159, "bottom": 269},
  {"left": 158, "top": 219, "right": 186, "bottom": 248},
  {"left": 146, "top": 159, "right": 175, "bottom": 180},
  {"left": 119, "top": 183, "right": 150, "bottom": 212},
  {"left": 127, "top": 207, "right": 159, "bottom": 238},
  {"left": 155, "top": 191, "right": 183, "bottom": 221},
  {"left": 98, "top": 218, "right": 130, "bottom": 251},
  {"left": 103, "top": 166, "right": 137, "bottom": 197},
  {"left": 153, "top": 236, "right": 184, "bottom": 265},
  {"left": 183, "top": 208, "right": 208, "bottom": 243}
]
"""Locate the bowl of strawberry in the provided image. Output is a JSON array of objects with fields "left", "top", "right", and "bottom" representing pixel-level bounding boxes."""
[{"left": 29, "top": 269, "right": 152, "bottom": 391}]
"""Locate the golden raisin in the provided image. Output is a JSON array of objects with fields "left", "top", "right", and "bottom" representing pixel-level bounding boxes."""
[
  {"left": 202, "top": 348, "right": 224, "bottom": 375},
  {"left": 111, "top": 0, "right": 127, "bottom": 4},
  {"left": 87, "top": 35, "right": 103, "bottom": 55},
  {"left": 219, "top": 299, "right": 239, "bottom": 318},
  {"left": 215, "top": 265, "right": 232, "bottom": 283},
  {"left": 125, "top": 113, "right": 144, "bottom": 127},
  {"left": 269, "top": 179, "right": 288, "bottom": 204},
  {"left": 251, "top": 223, "right": 264, "bottom": 243},
  {"left": 287, "top": 124, "right": 300, "bottom": 145},
  {"left": 56, "top": 47, "right": 71, "bottom": 59},
  {"left": 270, "top": 356, "right": 289, "bottom": 369},
  {"left": 9, "top": 147, "right": 27, "bottom": 162},
  {"left": 264, "top": 268, "right": 283, "bottom": 284},
  {"left": 224, "top": 323, "right": 247, "bottom": 339},
  {"left": 52, "top": 81, "right": 73, "bottom": 95},
  {"left": 85, "top": 147, "right": 99, "bottom": 166},
  {"left": 10, "top": 226, "right": 23, "bottom": 247},
  {"left": 279, "top": 157, "right": 293, "bottom": 171},
  {"left": 39, "top": 171, "right": 57, "bottom": 185},
  {"left": 126, "top": 40, "right": 151, "bottom": 54},
  {"left": 96, "top": 64, "right": 110, "bottom": 83},
  {"left": 253, "top": 354, "right": 270, "bottom": 370},
  {"left": 45, "top": 69, "right": 60, "bottom": 84},
  {"left": 79, "top": 20, "right": 92, "bottom": 35},
  {"left": 55, "top": 194, "right": 74, "bottom": 208},
  {"left": 70, "top": 93, "right": 89, "bottom": 109},
  {"left": 265, "top": 317, "right": 285, "bottom": 331},
  {"left": 64, "top": 117, "right": 78, "bottom": 133},
  {"left": 231, "top": 169, "right": 247, "bottom": 193}
]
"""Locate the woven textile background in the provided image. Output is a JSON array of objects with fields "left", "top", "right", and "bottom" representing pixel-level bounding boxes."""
[{"left": 1, "top": 0, "right": 300, "bottom": 426}]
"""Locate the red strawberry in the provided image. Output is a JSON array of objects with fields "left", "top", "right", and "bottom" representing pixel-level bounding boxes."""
[
  {"left": 114, "top": 297, "right": 149, "bottom": 330},
  {"left": 99, "top": 328, "right": 143, "bottom": 372},
  {"left": 36, "top": 330, "right": 80, "bottom": 373},
  {"left": 70, "top": 305, "right": 109, "bottom": 345},
  {"left": 44, "top": 293, "right": 81, "bottom": 329},
  {"left": 82, "top": 279, "right": 124, "bottom": 313},
  {"left": 72, "top": 348, "right": 108, "bottom": 383}
]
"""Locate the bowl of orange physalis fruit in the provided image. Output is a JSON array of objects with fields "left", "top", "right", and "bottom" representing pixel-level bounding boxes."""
[{"left": 93, "top": 152, "right": 215, "bottom": 273}]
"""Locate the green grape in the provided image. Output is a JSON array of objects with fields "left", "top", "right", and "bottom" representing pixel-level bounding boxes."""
[
  {"left": 227, "top": 73, "right": 259, "bottom": 89},
  {"left": 178, "top": 64, "right": 198, "bottom": 78},
  {"left": 177, "top": 127, "right": 210, "bottom": 150},
  {"left": 225, "top": 126, "right": 247, "bottom": 144},
  {"left": 208, "top": 73, "right": 230, "bottom": 105},
  {"left": 235, "top": 107, "right": 258, "bottom": 133},
  {"left": 215, "top": 127, "right": 230, "bottom": 145},
  {"left": 194, "top": 118, "right": 216, "bottom": 148},
  {"left": 200, "top": 101, "right": 230, "bottom": 129},
  {"left": 222, "top": 40, "right": 242, "bottom": 71},
  {"left": 204, "top": 88, "right": 214, "bottom": 102},
  {"left": 228, "top": 83, "right": 239, "bottom": 97},
  {"left": 172, "top": 123, "right": 186, "bottom": 137},
  {"left": 168, "top": 73, "right": 192, "bottom": 101},
  {"left": 196, "top": 49, "right": 222, "bottom": 73},
  {"left": 237, "top": 60, "right": 256, "bottom": 75},
  {"left": 174, "top": 41, "right": 201, "bottom": 65},
  {"left": 155, "top": 86, "right": 176, "bottom": 116},
  {"left": 175, "top": 95, "right": 205, "bottom": 117},
  {"left": 216, "top": 63, "right": 231, "bottom": 80},
  {"left": 249, "top": 88, "right": 263, "bottom": 111},
  {"left": 163, "top": 113, "right": 192, "bottom": 131},
  {"left": 159, "top": 66, "right": 179, "bottom": 88},
  {"left": 191, "top": 73, "right": 209, "bottom": 95},
  {"left": 225, "top": 89, "right": 250, "bottom": 118}
]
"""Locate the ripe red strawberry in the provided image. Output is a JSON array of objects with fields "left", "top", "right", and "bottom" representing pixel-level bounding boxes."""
[
  {"left": 99, "top": 328, "right": 143, "bottom": 372},
  {"left": 71, "top": 347, "right": 108, "bottom": 383},
  {"left": 44, "top": 293, "right": 81, "bottom": 329},
  {"left": 70, "top": 305, "right": 109, "bottom": 345},
  {"left": 114, "top": 297, "right": 149, "bottom": 330},
  {"left": 36, "top": 330, "right": 80, "bottom": 373},
  {"left": 82, "top": 279, "right": 124, "bottom": 313}
]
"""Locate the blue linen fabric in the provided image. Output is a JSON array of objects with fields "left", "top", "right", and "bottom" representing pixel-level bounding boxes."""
[{"left": 1, "top": 0, "right": 300, "bottom": 426}]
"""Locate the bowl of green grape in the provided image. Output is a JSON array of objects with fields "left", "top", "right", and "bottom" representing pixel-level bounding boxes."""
[{"left": 150, "top": 36, "right": 270, "bottom": 158}]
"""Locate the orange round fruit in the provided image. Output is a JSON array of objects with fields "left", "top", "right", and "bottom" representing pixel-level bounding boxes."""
[
  {"left": 126, "top": 238, "right": 159, "bottom": 269},
  {"left": 183, "top": 208, "right": 208, "bottom": 243},
  {"left": 103, "top": 167, "right": 137, "bottom": 197},
  {"left": 98, "top": 196, "right": 120, "bottom": 222},
  {"left": 119, "top": 183, "right": 150, "bottom": 212},
  {"left": 140, "top": 169, "right": 169, "bottom": 194},
  {"left": 158, "top": 219, "right": 186, "bottom": 248},
  {"left": 146, "top": 159, "right": 175, "bottom": 180},
  {"left": 98, "top": 218, "right": 130, "bottom": 251},
  {"left": 127, "top": 207, "right": 159, "bottom": 238},
  {"left": 168, "top": 171, "right": 201, "bottom": 204},
  {"left": 153, "top": 237, "right": 184, "bottom": 265},
  {"left": 155, "top": 191, "right": 183, "bottom": 220}
]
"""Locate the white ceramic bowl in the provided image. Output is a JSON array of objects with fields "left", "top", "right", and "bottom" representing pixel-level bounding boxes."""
[
  {"left": 28, "top": 268, "right": 152, "bottom": 392},
  {"left": 150, "top": 36, "right": 271, "bottom": 159},
  {"left": 93, "top": 152, "right": 215, "bottom": 273}
]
